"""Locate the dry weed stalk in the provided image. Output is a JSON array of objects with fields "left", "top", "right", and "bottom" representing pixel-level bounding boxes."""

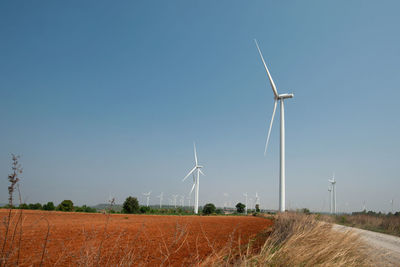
[{"left": 1, "top": 154, "right": 23, "bottom": 267}]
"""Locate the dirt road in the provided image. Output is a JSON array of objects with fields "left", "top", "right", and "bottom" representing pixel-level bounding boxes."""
[{"left": 333, "top": 224, "right": 400, "bottom": 266}]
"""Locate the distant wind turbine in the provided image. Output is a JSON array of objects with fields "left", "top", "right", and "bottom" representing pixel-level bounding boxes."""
[
  {"left": 255, "top": 192, "right": 260, "bottom": 206},
  {"left": 143, "top": 191, "right": 151, "bottom": 207},
  {"left": 328, "top": 174, "right": 337, "bottom": 214},
  {"left": 172, "top": 194, "right": 178, "bottom": 208},
  {"left": 390, "top": 199, "right": 394, "bottom": 213},
  {"left": 186, "top": 194, "right": 191, "bottom": 209},
  {"left": 243, "top": 192, "right": 248, "bottom": 214},
  {"left": 255, "top": 39, "right": 294, "bottom": 213},
  {"left": 182, "top": 143, "right": 205, "bottom": 214},
  {"left": 157, "top": 192, "right": 163, "bottom": 209},
  {"left": 328, "top": 186, "right": 333, "bottom": 214}
]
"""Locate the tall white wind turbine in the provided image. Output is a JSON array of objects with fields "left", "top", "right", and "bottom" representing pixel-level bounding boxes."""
[
  {"left": 328, "top": 174, "right": 336, "bottom": 214},
  {"left": 143, "top": 191, "right": 151, "bottom": 207},
  {"left": 182, "top": 143, "right": 205, "bottom": 214},
  {"left": 255, "top": 39, "right": 294, "bottom": 213},
  {"left": 157, "top": 192, "right": 163, "bottom": 209}
]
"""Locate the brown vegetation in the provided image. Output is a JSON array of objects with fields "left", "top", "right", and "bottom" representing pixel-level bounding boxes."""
[
  {"left": 330, "top": 213, "right": 400, "bottom": 237},
  {"left": 203, "top": 213, "right": 374, "bottom": 266}
]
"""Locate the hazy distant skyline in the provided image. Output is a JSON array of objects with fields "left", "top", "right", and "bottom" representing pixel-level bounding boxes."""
[{"left": 1, "top": 1, "right": 399, "bottom": 213}]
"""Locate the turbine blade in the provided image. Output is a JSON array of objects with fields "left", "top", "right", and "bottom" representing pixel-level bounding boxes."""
[
  {"left": 199, "top": 169, "right": 205, "bottom": 176},
  {"left": 190, "top": 182, "right": 196, "bottom": 194},
  {"left": 183, "top": 166, "right": 196, "bottom": 181},
  {"left": 254, "top": 39, "right": 279, "bottom": 98},
  {"left": 194, "top": 142, "right": 198, "bottom": 165},
  {"left": 264, "top": 100, "right": 278, "bottom": 155}
]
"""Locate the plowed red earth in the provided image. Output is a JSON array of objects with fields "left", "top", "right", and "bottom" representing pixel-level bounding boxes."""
[{"left": 1, "top": 210, "right": 272, "bottom": 266}]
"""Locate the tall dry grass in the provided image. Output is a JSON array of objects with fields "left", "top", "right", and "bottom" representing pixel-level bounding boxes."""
[
  {"left": 333, "top": 214, "right": 400, "bottom": 237},
  {"left": 203, "top": 212, "right": 374, "bottom": 267}
]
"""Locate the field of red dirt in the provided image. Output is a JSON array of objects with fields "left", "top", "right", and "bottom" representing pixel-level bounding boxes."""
[{"left": 1, "top": 210, "right": 273, "bottom": 266}]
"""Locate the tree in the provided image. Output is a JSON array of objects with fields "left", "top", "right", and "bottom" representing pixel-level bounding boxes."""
[
  {"left": 57, "top": 200, "right": 74, "bottom": 212},
  {"left": 75, "top": 205, "right": 96, "bottom": 213},
  {"left": 140, "top": 206, "right": 150, "bottom": 214},
  {"left": 236, "top": 202, "right": 245, "bottom": 213},
  {"left": 215, "top": 208, "right": 223, "bottom": 215},
  {"left": 18, "top": 203, "right": 29, "bottom": 210},
  {"left": 255, "top": 204, "right": 260, "bottom": 213},
  {"left": 202, "top": 203, "right": 216, "bottom": 215},
  {"left": 28, "top": 203, "right": 42, "bottom": 210},
  {"left": 43, "top": 202, "right": 55, "bottom": 211},
  {"left": 123, "top": 196, "right": 139, "bottom": 214}
]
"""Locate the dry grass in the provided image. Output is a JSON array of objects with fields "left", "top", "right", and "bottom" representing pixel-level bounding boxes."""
[
  {"left": 203, "top": 212, "right": 374, "bottom": 267},
  {"left": 333, "top": 214, "right": 400, "bottom": 237}
]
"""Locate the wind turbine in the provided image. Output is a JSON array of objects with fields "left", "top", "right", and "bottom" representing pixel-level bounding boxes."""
[
  {"left": 390, "top": 199, "right": 394, "bottom": 214},
  {"left": 362, "top": 200, "right": 366, "bottom": 212},
  {"left": 143, "top": 191, "right": 151, "bottom": 207},
  {"left": 186, "top": 195, "right": 191, "bottom": 209},
  {"left": 157, "top": 192, "right": 163, "bottom": 209},
  {"left": 223, "top": 193, "right": 229, "bottom": 209},
  {"left": 243, "top": 192, "right": 248, "bottom": 214},
  {"left": 255, "top": 40, "right": 294, "bottom": 213},
  {"left": 328, "top": 174, "right": 337, "bottom": 214},
  {"left": 171, "top": 194, "right": 178, "bottom": 208},
  {"left": 328, "top": 186, "right": 333, "bottom": 214},
  {"left": 182, "top": 143, "right": 205, "bottom": 214},
  {"left": 255, "top": 192, "right": 260, "bottom": 206},
  {"left": 180, "top": 195, "right": 184, "bottom": 207}
]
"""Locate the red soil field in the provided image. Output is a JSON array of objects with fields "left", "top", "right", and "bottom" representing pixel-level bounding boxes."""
[{"left": 1, "top": 210, "right": 272, "bottom": 266}]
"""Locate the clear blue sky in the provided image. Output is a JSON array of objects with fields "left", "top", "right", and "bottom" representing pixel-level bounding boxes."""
[{"left": 1, "top": 1, "right": 399, "bottom": 212}]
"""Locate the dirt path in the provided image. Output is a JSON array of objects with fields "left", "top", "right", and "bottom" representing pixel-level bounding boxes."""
[{"left": 333, "top": 224, "right": 400, "bottom": 266}]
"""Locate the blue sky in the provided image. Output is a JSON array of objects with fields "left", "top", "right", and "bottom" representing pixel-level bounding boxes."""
[{"left": 0, "top": 1, "right": 399, "bottom": 212}]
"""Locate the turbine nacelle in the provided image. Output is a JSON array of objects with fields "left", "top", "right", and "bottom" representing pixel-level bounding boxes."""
[{"left": 277, "top": 93, "right": 294, "bottom": 100}]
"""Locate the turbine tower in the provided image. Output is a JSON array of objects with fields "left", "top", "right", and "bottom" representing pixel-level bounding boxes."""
[
  {"left": 255, "top": 40, "right": 294, "bottom": 213},
  {"left": 390, "top": 199, "right": 394, "bottom": 214},
  {"left": 143, "top": 191, "right": 151, "bottom": 207},
  {"left": 328, "top": 186, "right": 333, "bottom": 214},
  {"left": 182, "top": 143, "right": 205, "bottom": 214},
  {"left": 243, "top": 192, "right": 248, "bottom": 214},
  {"left": 328, "top": 174, "right": 337, "bottom": 214},
  {"left": 186, "top": 195, "right": 191, "bottom": 209},
  {"left": 172, "top": 194, "right": 178, "bottom": 208},
  {"left": 157, "top": 192, "right": 163, "bottom": 209},
  {"left": 255, "top": 192, "right": 260, "bottom": 206}
]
